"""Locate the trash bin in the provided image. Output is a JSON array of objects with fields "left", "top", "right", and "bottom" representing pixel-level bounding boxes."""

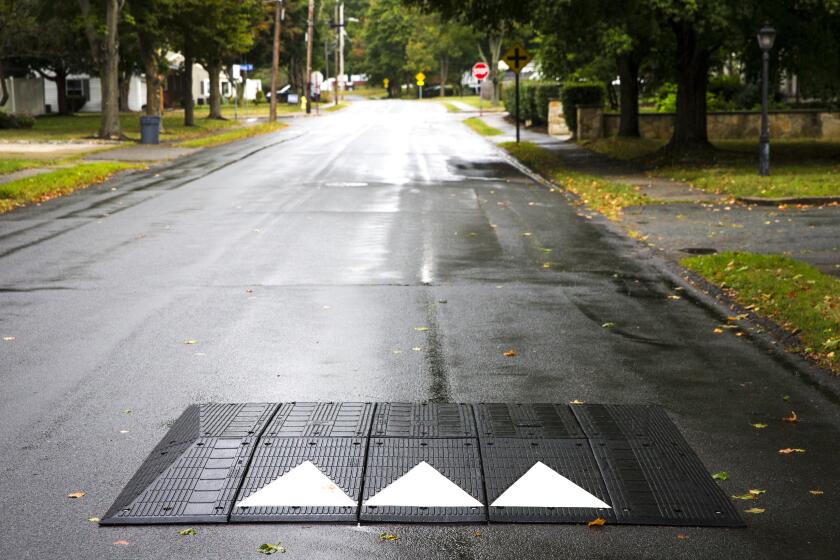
[{"left": 139, "top": 115, "right": 161, "bottom": 145}]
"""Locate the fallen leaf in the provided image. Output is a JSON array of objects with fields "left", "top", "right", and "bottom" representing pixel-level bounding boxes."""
[
  {"left": 587, "top": 517, "right": 606, "bottom": 527},
  {"left": 414, "top": 326, "right": 429, "bottom": 332},
  {"left": 379, "top": 532, "right": 399, "bottom": 541},
  {"left": 87, "top": 517, "right": 100, "bottom": 523},
  {"left": 712, "top": 471, "right": 729, "bottom": 481},
  {"left": 676, "top": 533, "right": 688, "bottom": 540},
  {"left": 67, "top": 492, "right": 85, "bottom": 499},
  {"left": 731, "top": 493, "right": 757, "bottom": 500},
  {"left": 601, "top": 322, "right": 616, "bottom": 329},
  {"left": 778, "top": 448, "right": 806, "bottom": 454},
  {"left": 809, "top": 490, "right": 824, "bottom": 496},
  {"left": 412, "top": 347, "right": 422, "bottom": 351},
  {"left": 472, "top": 530, "right": 481, "bottom": 538},
  {"left": 541, "top": 248, "right": 552, "bottom": 253},
  {"left": 782, "top": 411, "right": 798, "bottom": 423},
  {"left": 113, "top": 540, "right": 129, "bottom": 546},
  {"left": 751, "top": 423, "right": 768, "bottom": 429},
  {"left": 782, "top": 395, "right": 790, "bottom": 401},
  {"left": 119, "top": 430, "right": 129, "bottom": 434},
  {"left": 713, "top": 328, "right": 724, "bottom": 334},
  {"left": 178, "top": 528, "right": 197, "bottom": 536},
  {"left": 502, "top": 349, "right": 517, "bottom": 357},
  {"left": 542, "top": 262, "right": 551, "bottom": 269},
  {"left": 183, "top": 339, "right": 198, "bottom": 345},
  {"left": 392, "top": 349, "right": 402, "bottom": 354},
  {"left": 667, "top": 295, "right": 681, "bottom": 300},
  {"left": 2, "top": 336, "right": 14, "bottom": 341},
  {"left": 521, "top": 232, "right": 532, "bottom": 237},
  {"left": 257, "top": 542, "right": 286, "bottom": 554},
  {"left": 744, "top": 507, "right": 765, "bottom": 514},
  {"left": 749, "top": 489, "right": 766, "bottom": 496},
  {"left": 570, "top": 399, "right": 585, "bottom": 405}
]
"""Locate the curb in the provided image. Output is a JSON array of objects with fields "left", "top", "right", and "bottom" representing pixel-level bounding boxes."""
[
  {"left": 736, "top": 195, "right": 840, "bottom": 206},
  {"left": 488, "top": 138, "right": 840, "bottom": 403}
]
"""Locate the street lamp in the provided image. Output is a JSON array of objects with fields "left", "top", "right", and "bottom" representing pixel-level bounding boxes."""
[{"left": 757, "top": 23, "right": 776, "bottom": 176}]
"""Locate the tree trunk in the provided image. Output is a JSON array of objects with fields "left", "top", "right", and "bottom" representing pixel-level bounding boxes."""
[
  {"left": 183, "top": 51, "right": 194, "bottom": 126},
  {"left": 55, "top": 70, "right": 69, "bottom": 115},
  {"left": 667, "top": 22, "right": 710, "bottom": 152},
  {"left": 616, "top": 54, "right": 640, "bottom": 138},
  {"left": 118, "top": 71, "right": 131, "bottom": 112},
  {"left": 207, "top": 61, "right": 223, "bottom": 119},
  {"left": 143, "top": 51, "right": 161, "bottom": 116},
  {"left": 0, "top": 61, "right": 10, "bottom": 107},
  {"left": 439, "top": 56, "right": 448, "bottom": 98},
  {"left": 97, "top": 0, "right": 122, "bottom": 139}
]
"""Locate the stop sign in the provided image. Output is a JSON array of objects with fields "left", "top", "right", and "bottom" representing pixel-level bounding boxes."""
[{"left": 472, "top": 62, "right": 489, "bottom": 80}]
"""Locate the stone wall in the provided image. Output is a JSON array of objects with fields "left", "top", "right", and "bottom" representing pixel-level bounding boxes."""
[
  {"left": 547, "top": 100, "right": 570, "bottom": 136},
  {"left": 580, "top": 108, "right": 840, "bottom": 140}
]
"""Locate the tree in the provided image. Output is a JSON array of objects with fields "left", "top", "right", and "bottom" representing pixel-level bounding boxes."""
[
  {"left": 78, "top": 0, "right": 125, "bottom": 139},
  {"left": 360, "top": 0, "right": 412, "bottom": 97},
  {"left": 127, "top": 0, "right": 175, "bottom": 119},
  {"left": 0, "top": 0, "right": 37, "bottom": 107}
]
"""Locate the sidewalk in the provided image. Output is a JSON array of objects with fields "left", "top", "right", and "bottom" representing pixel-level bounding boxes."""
[{"left": 477, "top": 112, "right": 840, "bottom": 278}]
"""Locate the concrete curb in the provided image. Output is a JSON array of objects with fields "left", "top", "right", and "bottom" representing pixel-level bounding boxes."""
[
  {"left": 736, "top": 195, "right": 840, "bottom": 206},
  {"left": 487, "top": 138, "right": 840, "bottom": 403}
]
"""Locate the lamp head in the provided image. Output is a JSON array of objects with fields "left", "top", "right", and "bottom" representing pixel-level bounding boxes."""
[{"left": 757, "top": 23, "right": 776, "bottom": 51}]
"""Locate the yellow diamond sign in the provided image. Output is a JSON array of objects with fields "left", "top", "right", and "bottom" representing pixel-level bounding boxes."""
[
  {"left": 502, "top": 44, "right": 532, "bottom": 73},
  {"left": 415, "top": 72, "right": 426, "bottom": 84}
]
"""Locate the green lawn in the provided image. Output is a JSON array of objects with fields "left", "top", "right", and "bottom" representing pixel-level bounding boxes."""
[
  {"left": 683, "top": 252, "right": 840, "bottom": 373},
  {"left": 0, "top": 158, "right": 55, "bottom": 175},
  {"left": 463, "top": 117, "right": 502, "bottom": 136},
  {"left": 445, "top": 95, "right": 504, "bottom": 111},
  {"left": 323, "top": 101, "right": 350, "bottom": 113},
  {"left": 0, "top": 162, "right": 143, "bottom": 213},
  {"left": 502, "top": 141, "right": 654, "bottom": 220},
  {"left": 177, "top": 122, "right": 287, "bottom": 148},
  {"left": 583, "top": 137, "right": 840, "bottom": 198}
]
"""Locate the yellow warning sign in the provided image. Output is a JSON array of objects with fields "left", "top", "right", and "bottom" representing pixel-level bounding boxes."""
[
  {"left": 502, "top": 44, "right": 531, "bottom": 73},
  {"left": 415, "top": 72, "right": 426, "bottom": 84}
]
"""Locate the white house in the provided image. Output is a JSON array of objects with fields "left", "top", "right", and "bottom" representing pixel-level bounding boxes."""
[{"left": 43, "top": 74, "right": 146, "bottom": 113}]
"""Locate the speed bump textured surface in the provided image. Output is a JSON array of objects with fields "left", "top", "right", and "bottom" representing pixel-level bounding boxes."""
[{"left": 101, "top": 402, "right": 744, "bottom": 527}]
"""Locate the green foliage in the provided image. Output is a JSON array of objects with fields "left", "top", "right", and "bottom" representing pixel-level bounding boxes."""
[
  {"left": 503, "top": 82, "right": 561, "bottom": 126},
  {"left": 463, "top": 117, "right": 502, "bottom": 136},
  {"left": 561, "top": 82, "right": 605, "bottom": 135},
  {"left": 0, "top": 112, "right": 35, "bottom": 129}
]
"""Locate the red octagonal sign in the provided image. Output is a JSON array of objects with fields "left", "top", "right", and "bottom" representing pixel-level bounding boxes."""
[{"left": 472, "top": 62, "right": 489, "bottom": 81}]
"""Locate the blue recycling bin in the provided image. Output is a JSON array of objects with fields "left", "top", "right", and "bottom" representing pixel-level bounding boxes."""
[{"left": 139, "top": 115, "right": 161, "bottom": 145}]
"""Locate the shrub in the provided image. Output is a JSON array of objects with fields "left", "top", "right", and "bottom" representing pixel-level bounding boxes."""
[
  {"left": 66, "top": 95, "right": 87, "bottom": 113},
  {"left": 254, "top": 90, "right": 265, "bottom": 105},
  {"left": 504, "top": 81, "right": 561, "bottom": 126},
  {"left": 561, "top": 81, "right": 605, "bottom": 135},
  {"left": 0, "top": 111, "right": 35, "bottom": 129}
]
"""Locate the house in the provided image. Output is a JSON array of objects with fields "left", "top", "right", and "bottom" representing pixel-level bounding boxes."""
[{"left": 43, "top": 74, "right": 146, "bottom": 113}]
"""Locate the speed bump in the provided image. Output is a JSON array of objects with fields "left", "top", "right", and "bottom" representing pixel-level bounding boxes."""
[{"left": 101, "top": 402, "right": 743, "bottom": 527}]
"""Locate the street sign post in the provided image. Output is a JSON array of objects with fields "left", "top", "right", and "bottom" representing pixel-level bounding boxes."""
[
  {"left": 502, "top": 44, "right": 532, "bottom": 143},
  {"left": 416, "top": 72, "right": 426, "bottom": 99},
  {"left": 472, "top": 62, "right": 490, "bottom": 116}
]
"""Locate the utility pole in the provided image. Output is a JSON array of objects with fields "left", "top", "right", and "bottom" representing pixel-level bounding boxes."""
[
  {"left": 333, "top": 2, "right": 341, "bottom": 106},
  {"left": 269, "top": 0, "right": 283, "bottom": 123},
  {"left": 339, "top": 2, "right": 345, "bottom": 94},
  {"left": 304, "top": 0, "right": 315, "bottom": 114}
]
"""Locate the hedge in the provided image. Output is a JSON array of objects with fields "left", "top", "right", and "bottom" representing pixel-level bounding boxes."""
[
  {"left": 503, "top": 81, "right": 562, "bottom": 126},
  {"left": 561, "top": 81, "right": 605, "bottom": 136}
]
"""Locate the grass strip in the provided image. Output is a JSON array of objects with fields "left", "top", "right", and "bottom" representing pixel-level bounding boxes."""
[
  {"left": 501, "top": 141, "right": 652, "bottom": 220},
  {"left": 464, "top": 117, "right": 502, "bottom": 136},
  {"left": 324, "top": 102, "right": 350, "bottom": 113},
  {"left": 176, "top": 122, "right": 286, "bottom": 148},
  {"left": 682, "top": 252, "right": 839, "bottom": 373},
  {"left": 442, "top": 102, "right": 461, "bottom": 113},
  {"left": 0, "top": 162, "right": 143, "bottom": 213},
  {"left": 658, "top": 165, "right": 840, "bottom": 198},
  {"left": 0, "top": 158, "right": 55, "bottom": 175}
]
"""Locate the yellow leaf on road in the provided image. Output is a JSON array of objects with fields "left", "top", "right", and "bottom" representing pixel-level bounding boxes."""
[
  {"left": 67, "top": 492, "right": 85, "bottom": 499},
  {"left": 809, "top": 490, "right": 824, "bottom": 496},
  {"left": 744, "top": 508, "right": 765, "bottom": 514},
  {"left": 414, "top": 326, "right": 429, "bottom": 332},
  {"left": 183, "top": 339, "right": 198, "bottom": 345},
  {"left": 503, "top": 349, "right": 517, "bottom": 357},
  {"left": 751, "top": 423, "right": 768, "bottom": 429},
  {"left": 731, "top": 494, "right": 756, "bottom": 500},
  {"left": 778, "top": 448, "right": 806, "bottom": 454},
  {"left": 587, "top": 517, "right": 606, "bottom": 527},
  {"left": 782, "top": 411, "right": 798, "bottom": 423}
]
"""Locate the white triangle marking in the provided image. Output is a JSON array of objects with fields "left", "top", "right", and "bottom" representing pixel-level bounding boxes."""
[
  {"left": 235, "top": 460, "right": 356, "bottom": 508},
  {"left": 490, "top": 461, "right": 612, "bottom": 508},
  {"left": 364, "top": 461, "right": 483, "bottom": 507}
]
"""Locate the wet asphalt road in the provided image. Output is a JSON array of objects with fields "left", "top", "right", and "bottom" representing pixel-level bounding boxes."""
[{"left": 1, "top": 100, "right": 839, "bottom": 559}]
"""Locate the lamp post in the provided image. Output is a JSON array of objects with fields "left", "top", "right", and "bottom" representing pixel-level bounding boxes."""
[{"left": 757, "top": 23, "right": 776, "bottom": 176}]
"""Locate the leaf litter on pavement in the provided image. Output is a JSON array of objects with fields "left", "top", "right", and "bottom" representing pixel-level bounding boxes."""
[{"left": 257, "top": 542, "right": 286, "bottom": 554}]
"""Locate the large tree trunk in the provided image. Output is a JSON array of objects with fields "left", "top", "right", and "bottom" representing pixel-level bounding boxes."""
[
  {"left": 439, "top": 56, "right": 448, "bottom": 98},
  {"left": 616, "top": 54, "right": 640, "bottom": 138},
  {"left": 118, "top": 70, "right": 131, "bottom": 112},
  {"left": 207, "top": 61, "right": 223, "bottom": 119},
  {"left": 55, "top": 70, "right": 69, "bottom": 115},
  {"left": 143, "top": 51, "right": 161, "bottom": 116},
  {"left": 667, "top": 21, "right": 711, "bottom": 153},
  {"left": 97, "top": 0, "right": 122, "bottom": 139},
  {"left": 183, "top": 51, "right": 194, "bottom": 126}
]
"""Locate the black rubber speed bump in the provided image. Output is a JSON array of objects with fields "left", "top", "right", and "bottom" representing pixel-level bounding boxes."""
[
  {"left": 572, "top": 404, "right": 744, "bottom": 527},
  {"left": 230, "top": 402, "right": 373, "bottom": 523},
  {"left": 477, "top": 403, "right": 613, "bottom": 523},
  {"left": 100, "top": 403, "right": 278, "bottom": 525}
]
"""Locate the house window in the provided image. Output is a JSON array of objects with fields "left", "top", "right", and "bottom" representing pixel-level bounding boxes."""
[{"left": 66, "top": 79, "right": 89, "bottom": 99}]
